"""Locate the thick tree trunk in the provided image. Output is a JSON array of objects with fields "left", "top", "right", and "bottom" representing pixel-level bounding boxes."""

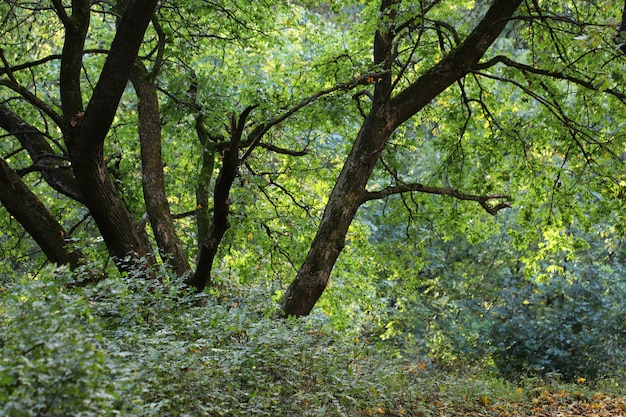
[
  {"left": 58, "top": 0, "right": 159, "bottom": 272},
  {"left": 281, "top": 0, "right": 523, "bottom": 316},
  {"left": 281, "top": 113, "right": 393, "bottom": 316},
  {"left": 69, "top": 142, "right": 151, "bottom": 270},
  {"left": 131, "top": 62, "right": 191, "bottom": 276},
  {"left": 0, "top": 157, "right": 84, "bottom": 267}
]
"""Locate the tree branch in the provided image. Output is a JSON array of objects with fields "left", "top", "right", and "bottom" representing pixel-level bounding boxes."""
[
  {"left": 0, "top": 103, "right": 82, "bottom": 202},
  {"left": 58, "top": 0, "right": 90, "bottom": 122},
  {"left": 0, "top": 157, "right": 84, "bottom": 267},
  {"left": 0, "top": 49, "right": 108, "bottom": 76},
  {"left": 78, "top": 0, "right": 158, "bottom": 147},
  {"left": 51, "top": 0, "right": 70, "bottom": 26},
  {"left": 238, "top": 70, "right": 389, "bottom": 163},
  {"left": 618, "top": 0, "right": 626, "bottom": 54},
  {"left": 390, "top": 0, "right": 523, "bottom": 128},
  {"left": 362, "top": 183, "right": 511, "bottom": 215},
  {"left": 475, "top": 55, "right": 626, "bottom": 103},
  {"left": 148, "top": 15, "right": 166, "bottom": 80},
  {"left": 258, "top": 142, "right": 308, "bottom": 156}
]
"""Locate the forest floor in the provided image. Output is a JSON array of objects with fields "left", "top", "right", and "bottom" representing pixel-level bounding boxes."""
[
  {"left": 386, "top": 388, "right": 626, "bottom": 416},
  {"left": 451, "top": 391, "right": 625, "bottom": 417}
]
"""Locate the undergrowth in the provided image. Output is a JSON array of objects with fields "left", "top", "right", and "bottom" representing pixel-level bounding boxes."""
[{"left": 1, "top": 265, "right": 624, "bottom": 416}]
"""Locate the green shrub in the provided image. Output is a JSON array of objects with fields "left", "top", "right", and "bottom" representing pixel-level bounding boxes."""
[
  {"left": 0, "top": 264, "right": 430, "bottom": 416},
  {"left": 487, "top": 273, "right": 626, "bottom": 381},
  {"left": 0, "top": 266, "right": 114, "bottom": 417}
]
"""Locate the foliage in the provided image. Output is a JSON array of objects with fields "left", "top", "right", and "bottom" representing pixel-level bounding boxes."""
[
  {"left": 0, "top": 266, "right": 419, "bottom": 416},
  {"left": 488, "top": 261, "right": 626, "bottom": 381},
  {"left": 1, "top": 259, "right": 625, "bottom": 415},
  {"left": 1, "top": 0, "right": 626, "bottom": 412},
  {"left": 0, "top": 268, "right": 112, "bottom": 416},
  {"left": 355, "top": 201, "right": 626, "bottom": 382}
]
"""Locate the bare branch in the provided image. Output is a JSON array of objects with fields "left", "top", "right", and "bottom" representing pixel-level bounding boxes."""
[
  {"left": 362, "top": 183, "right": 511, "bottom": 215},
  {"left": 258, "top": 142, "right": 307, "bottom": 156}
]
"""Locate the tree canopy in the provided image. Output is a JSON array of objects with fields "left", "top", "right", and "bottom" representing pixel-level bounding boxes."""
[{"left": 1, "top": 0, "right": 624, "bottom": 316}]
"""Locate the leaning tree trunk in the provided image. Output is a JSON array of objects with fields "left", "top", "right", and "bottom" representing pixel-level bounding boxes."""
[
  {"left": 0, "top": 158, "right": 84, "bottom": 268},
  {"left": 0, "top": 104, "right": 84, "bottom": 203},
  {"left": 281, "top": 0, "right": 523, "bottom": 316},
  {"left": 281, "top": 112, "right": 393, "bottom": 316}
]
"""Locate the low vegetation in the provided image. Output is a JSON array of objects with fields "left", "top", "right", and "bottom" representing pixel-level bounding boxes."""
[{"left": 2, "top": 264, "right": 624, "bottom": 416}]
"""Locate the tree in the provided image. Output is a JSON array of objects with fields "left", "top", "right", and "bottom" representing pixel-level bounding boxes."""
[
  {"left": 1, "top": 0, "right": 624, "bottom": 317},
  {"left": 0, "top": 0, "right": 369, "bottom": 284},
  {"left": 280, "top": 0, "right": 626, "bottom": 315},
  {"left": 1, "top": 0, "right": 159, "bottom": 274},
  {"left": 281, "top": 0, "right": 521, "bottom": 316}
]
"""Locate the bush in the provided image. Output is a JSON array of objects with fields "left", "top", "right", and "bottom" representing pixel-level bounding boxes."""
[
  {"left": 487, "top": 273, "right": 626, "bottom": 381},
  {"left": 0, "top": 266, "right": 113, "bottom": 416},
  {"left": 0, "top": 264, "right": 430, "bottom": 416}
]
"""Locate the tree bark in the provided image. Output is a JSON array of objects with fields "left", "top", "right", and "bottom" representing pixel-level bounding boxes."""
[
  {"left": 0, "top": 157, "right": 84, "bottom": 268},
  {"left": 59, "top": 0, "right": 159, "bottom": 272},
  {"left": 618, "top": 0, "right": 626, "bottom": 54},
  {"left": 187, "top": 107, "right": 255, "bottom": 291},
  {"left": 131, "top": 61, "right": 191, "bottom": 276},
  {"left": 0, "top": 104, "right": 84, "bottom": 203},
  {"left": 281, "top": 0, "right": 523, "bottom": 316},
  {"left": 193, "top": 114, "right": 217, "bottom": 252}
]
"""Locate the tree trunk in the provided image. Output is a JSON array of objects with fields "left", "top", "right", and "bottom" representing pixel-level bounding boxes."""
[
  {"left": 281, "top": 112, "right": 393, "bottom": 316},
  {"left": 187, "top": 108, "right": 255, "bottom": 290},
  {"left": 59, "top": 0, "right": 159, "bottom": 273},
  {"left": 281, "top": 0, "right": 523, "bottom": 316},
  {"left": 131, "top": 62, "right": 191, "bottom": 276},
  {"left": 0, "top": 157, "right": 84, "bottom": 268},
  {"left": 193, "top": 114, "right": 216, "bottom": 253}
]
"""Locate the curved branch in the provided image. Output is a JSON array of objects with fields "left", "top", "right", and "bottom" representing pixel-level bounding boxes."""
[
  {"left": 239, "top": 70, "right": 389, "bottom": 163},
  {"left": 258, "top": 142, "right": 307, "bottom": 156},
  {"left": 0, "top": 103, "right": 82, "bottom": 202},
  {"left": 362, "top": 183, "right": 511, "bottom": 215},
  {"left": 0, "top": 81, "right": 64, "bottom": 128},
  {"left": 188, "top": 105, "right": 257, "bottom": 291},
  {"left": 147, "top": 15, "right": 166, "bottom": 80}
]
